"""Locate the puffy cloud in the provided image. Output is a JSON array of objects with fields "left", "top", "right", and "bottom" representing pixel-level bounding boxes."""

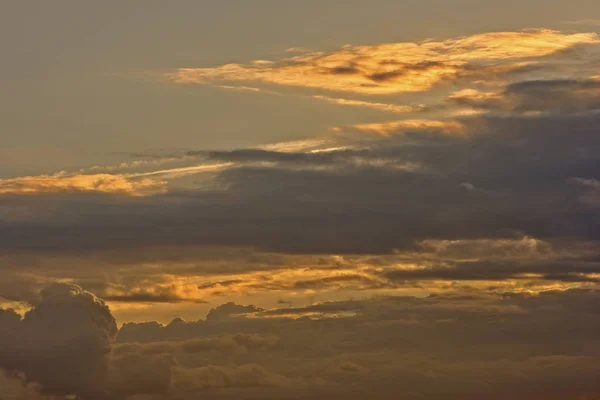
[
  {"left": 112, "top": 288, "right": 600, "bottom": 399},
  {"left": 4, "top": 37, "right": 600, "bottom": 315},
  {"left": 168, "top": 30, "right": 598, "bottom": 95},
  {"left": 2, "top": 285, "right": 600, "bottom": 399},
  {"left": 0, "top": 373, "right": 47, "bottom": 400},
  {"left": 0, "top": 283, "right": 118, "bottom": 399}
]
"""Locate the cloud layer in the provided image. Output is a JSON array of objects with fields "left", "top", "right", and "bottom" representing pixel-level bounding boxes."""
[
  {"left": 3, "top": 29, "right": 600, "bottom": 399},
  {"left": 2, "top": 284, "right": 600, "bottom": 399}
]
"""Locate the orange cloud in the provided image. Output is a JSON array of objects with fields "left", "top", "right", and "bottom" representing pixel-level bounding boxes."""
[
  {"left": 313, "top": 95, "right": 424, "bottom": 113},
  {"left": 216, "top": 85, "right": 262, "bottom": 92},
  {"left": 0, "top": 173, "right": 167, "bottom": 196},
  {"left": 332, "top": 119, "right": 466, "bottom": 136},
  {"left": 168, "top": 30, "right": 598, "bottom": 95}
]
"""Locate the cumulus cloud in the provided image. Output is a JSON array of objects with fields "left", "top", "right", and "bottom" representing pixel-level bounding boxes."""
[
  {"left": 2, "top": 284, "right": 600, "bottom": 399},
  {"left": 0, "top": 286, "right": 284, "bottom": 399},
  {"left": 112, "top": 288, "right": 600, "bottom": 399},
  {"left": 0, "top": 283, "right": 117, "bottom": 399}
]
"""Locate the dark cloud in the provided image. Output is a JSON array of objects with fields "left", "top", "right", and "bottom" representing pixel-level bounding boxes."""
[
  {"left": 206, "top": 302, "right": 266, "bottom": 321},
  {"left": 103, "top": 293, "right": 208, "bottom": 304},
  {"left": 449, "top": 78, "right": 600, "bottom": 113},
  {"left": 198, "top": 279, "right": 246, "bottom": 290},
  {"left": 1, "top": 111, "right": 599, "bottom": 259},
  {"left": 3, "top": 285, "right": 600, "bottom": 399},
  {"left": 115, "top": 289, "right": 600, "bottom": 399},
  {"left": 0, "top": 107, "right": 599, "bottom": 260},
  {"left": 0, "top": 283, "right": 117, "bottom": 399}
]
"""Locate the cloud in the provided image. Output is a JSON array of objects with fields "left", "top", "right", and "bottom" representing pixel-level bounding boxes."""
[
  {"left": 125, "top": 162, "right": 233, "bottom": 179},
  {"left": 7, "top": 26, "right": 600, "bottom": 400},
  {"left": 206, "top": 302, "right": 266, "bottom": 320},
  {"left": 0, "top": 173, "right": 167, "bottom": 196},
  {"left": 565, "top": 19, "right": 600, "bottom": 26},
  {"left": 4, "top": 67, "right": 600, "bottom": 312},
  {"left": 0, "top": 283, "right": 118, "bottom": 399},
  {"left": 167, "top": 30, "right": 598, "bottom": 95},
  {"left": 447, "top": 78, "right": 600, "bottom": 114},
  {"left": 313, "top": 95, "right": 423, "bottom": 113},
  {"left": 3, "top": 285, "right": 600, "bottom": 399},
  {"left": 113, "top": 288, "right": 600, "bottom": 399},
  {"left": 569, "top": 177, "right": 600, "bottom": 190},
  {"left": 171, "top": 364, "right": 291, "bottom": 392},
  {"left": 102, "top": 292, "right": 208, "bottom": 304},
  {"left": 216, "top": 85, "right": 262, "bottom": 92},
  {"left": 331, "top": 118, "right": 467, "bottom": 136},
  {"left": 2, "top": 101, "right": 600, "bottom": 258}
]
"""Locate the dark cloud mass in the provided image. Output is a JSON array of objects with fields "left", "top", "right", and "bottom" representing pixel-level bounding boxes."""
[
  {"left": 2, "top": 105, "right": 600, "bottom": 255},
  {"left": 2, "top": 284, "right": 600, "bottom": 399},
  {"left": 449, "top": 78, "right": 600, "bottom": 113},
  {"left": 0, "top": 284, "right": 117, "bottom": 399}
]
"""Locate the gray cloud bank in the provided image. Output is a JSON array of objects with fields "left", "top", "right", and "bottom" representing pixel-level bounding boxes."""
[
  {"left": 2, "top": 81, "right": 600, "bottom": 256},
  {"left": 1, "top": 284, "right": 600, "bottom": 399}
]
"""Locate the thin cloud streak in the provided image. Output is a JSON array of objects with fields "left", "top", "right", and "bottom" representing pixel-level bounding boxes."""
[
  {"left": 564, "top": 19, "right": 600, "bottom": 26},
  {"left": 0, "top": 173, "right": 167, "bottom": 196},
  {"left": 313, "top": 95, "right": 424, "bottom": 113}
]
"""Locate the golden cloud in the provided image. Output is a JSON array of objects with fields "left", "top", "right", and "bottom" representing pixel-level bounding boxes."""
[
  {"left": 0, "top": 173, "right": 167, "bottom": 196},
  {"left": 168, "top": 30, "right": 598, "bottom": 95},
  {"left": 313, "top": 95, "right": 423, "bottom": 113},
  {"left": 332, "top": 119, "right": 467, "bottom": 136}
]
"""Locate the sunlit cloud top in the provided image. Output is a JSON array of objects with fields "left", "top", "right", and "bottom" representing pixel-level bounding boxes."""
[{"left": 168, "top": 29, "right": 598, "bottom": 95}]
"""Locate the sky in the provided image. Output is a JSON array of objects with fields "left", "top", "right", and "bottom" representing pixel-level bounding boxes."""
[{"left": 2, "top": 1, "right": 600, "bottom": 399}]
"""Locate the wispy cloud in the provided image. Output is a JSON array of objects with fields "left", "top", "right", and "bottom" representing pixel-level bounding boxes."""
[
  {"left": 167, "top": 30, "right": 598, "bottom": 95},
  {"left": 125, "top": 162, "right": 233, "bottom": 179},
  {"left": 0, "top": 162, "right": 235, "bottom": 197},
  {"left": 0, "top": 173, "right": 167, "bottom": 196},
  {"left": 313, "top": 95, "right": 423, "bottom": 113},
  {"left": 332, "top": 119, "right": 466, "bottom": 136},
  {"left": 216, "top": 85, "right": 262, "bottom": 92},
  {"left": 564, "top": 19, "right": 600, "bottom": 26}
]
